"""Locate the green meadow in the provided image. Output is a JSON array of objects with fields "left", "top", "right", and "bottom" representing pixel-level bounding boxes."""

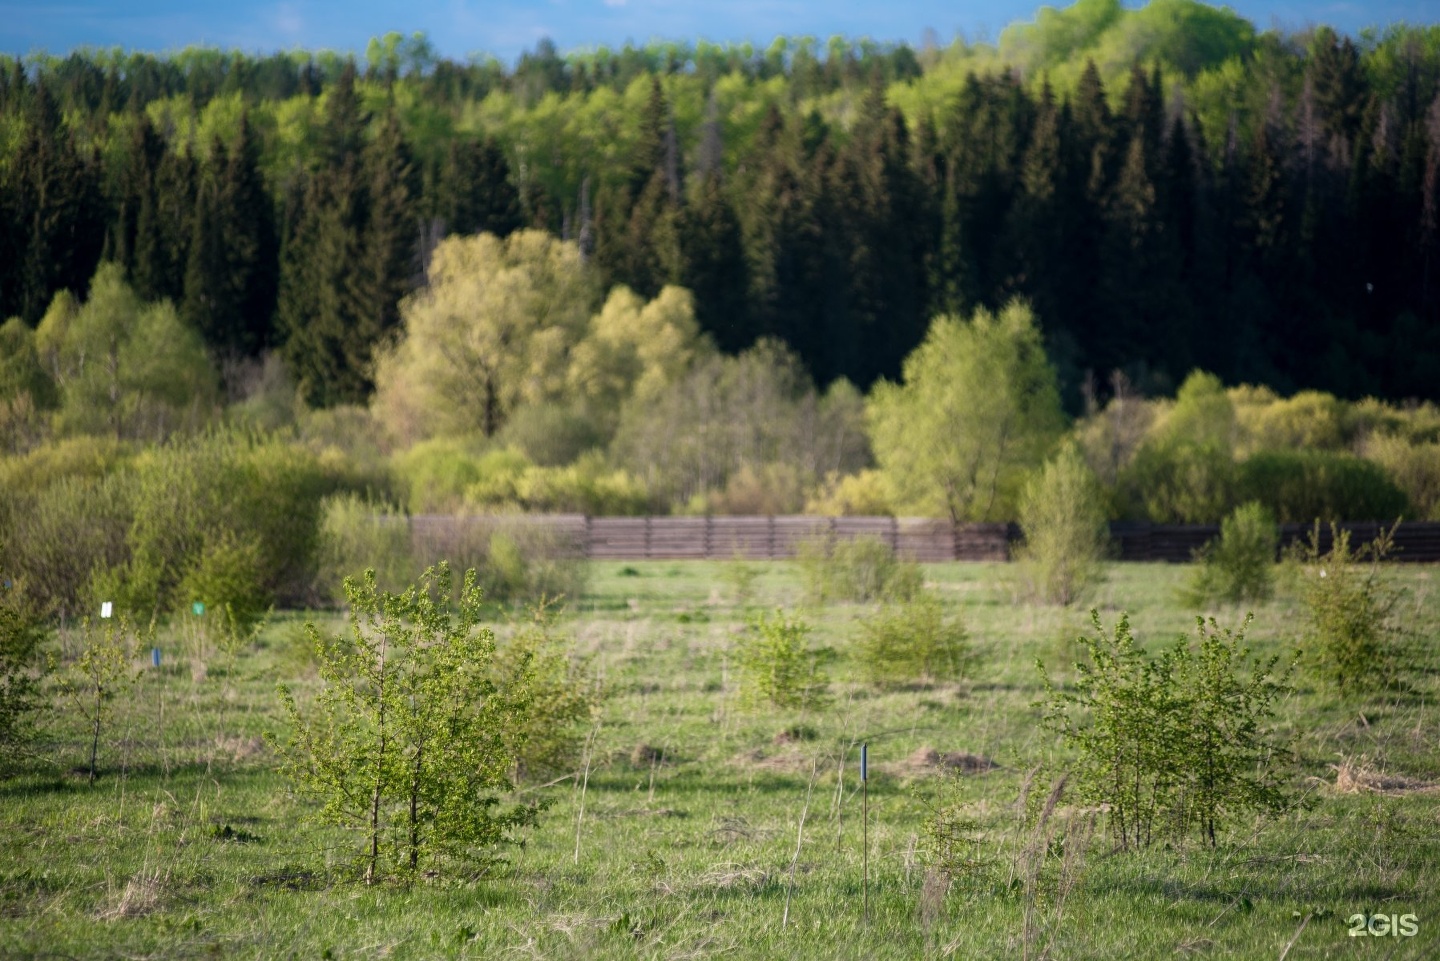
[{"left": 2, "top": 560, "right": 1438, "bottom": 960}]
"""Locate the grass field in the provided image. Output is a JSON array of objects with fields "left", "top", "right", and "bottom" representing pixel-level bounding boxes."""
[{"left": 2, "top": 560, "right": 1438, "bottom": 959}]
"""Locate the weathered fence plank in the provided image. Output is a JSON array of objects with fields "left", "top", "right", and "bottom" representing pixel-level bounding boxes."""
[{"left": 387, "top": 516, "right": 1440, "bottom": 563}]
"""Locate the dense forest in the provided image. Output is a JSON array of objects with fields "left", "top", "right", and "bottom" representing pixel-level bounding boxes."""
[{"left": 3, "top": 0, "right": 1440, "bottom": 407}]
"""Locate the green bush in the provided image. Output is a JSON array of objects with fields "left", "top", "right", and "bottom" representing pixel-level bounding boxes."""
[
  {"left": 493, "top": 402, "right": 605, "bottom": 467},
  {"left": 1362, "top": 434, "right": 1440, "bottom": 520},
  {"left": 1017, "top": 444, "right": 1109, "bottom": 605},
  {"left": 1184, "top": 501, "right": 1277, "bottom": 606},
  {"left": 269, "top": 565, "right": 540, "bottom": 883},
  {"left": 491, "top": 603, "right": 599, "bottom": 781},
  {"left": 1290, "top": 524, "right": 1405, "bottom": 694},
  {"left": 0, "top": 545, "right": 47, "bottom": 777},
  {"left": 1039, "top": 612, "right": 1293, "bottom": 849},
  {"left": 1118, "top": 439, "right": 1236, "bottom": 523},
  {"left": 124, "top": 431, "right": 336, "bottom": 615},
  {"left": 0, "top": 472, "right": 136, "bottom": 620},
  {"left": 475, "top": 527, "right": 590, "bottom": 606},
  {"left": 856, "top": 592, "right": 969, "bottom": 685},
  {"left": 1236, "top": 449, "right": 1408, "bottom": 523},
  {"left": 175, "top": 530, "right": 272, "bottom": 633},
  {"left": 796, "top": 535, "right": 922, "bottom": 604},
  {"left": 315, "top": 493, "right": 413, "bottom": 604},
  {"left": 735, "top": 610, "right": 830, "bottom": 710}
]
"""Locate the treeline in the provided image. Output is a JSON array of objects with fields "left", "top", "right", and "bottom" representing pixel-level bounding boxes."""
[{"left": 3, "top": 0, "right": 1440, "bottom": 404}]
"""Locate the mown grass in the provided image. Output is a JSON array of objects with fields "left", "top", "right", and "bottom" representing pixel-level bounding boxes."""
[{"left": 2, "top": 560, "right": 1438, "bottom": 959}]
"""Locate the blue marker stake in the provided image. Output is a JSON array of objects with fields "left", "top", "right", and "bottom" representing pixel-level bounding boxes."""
[
  {"left": 152, "top": 647, "right": 161, "bottom": 668},
  {"left": 192, "top": 601, "right": 205, "bottom": 617}
]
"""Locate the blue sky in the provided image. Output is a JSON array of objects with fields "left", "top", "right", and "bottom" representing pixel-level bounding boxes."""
[{"left": 3, "top": 1, "right": 1434, "bottom": 63}]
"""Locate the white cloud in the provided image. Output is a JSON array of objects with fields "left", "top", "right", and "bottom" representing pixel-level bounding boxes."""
[{"left": 273, "top": 3, "right": 304, "bottom": 40}]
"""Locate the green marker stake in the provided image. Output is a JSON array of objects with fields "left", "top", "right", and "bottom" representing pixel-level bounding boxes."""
[{"left": 192, "top": 601, "right": 205, "bottom": 616}]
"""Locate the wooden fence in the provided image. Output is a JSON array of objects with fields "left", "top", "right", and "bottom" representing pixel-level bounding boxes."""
[{"left": 402, "top": 515, "right": 1440, "bottom": 563}]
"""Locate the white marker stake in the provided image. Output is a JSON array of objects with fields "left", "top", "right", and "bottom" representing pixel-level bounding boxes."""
[
  {"left": 862, "top": 742, "right": 869, "bottom": 924},
  {"left": 100, "top": 601, "right": 113, "bottom": 619}
]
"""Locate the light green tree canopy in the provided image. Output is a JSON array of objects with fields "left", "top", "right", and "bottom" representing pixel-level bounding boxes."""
[
  {"left": 868, "top": 299, "right": 1066, "bottom": 522},
  {"left": 373, "top": 230, "right": 598, "bottom": 444},
  {"left": 34, "top": 263, "right": 217, "bottom": 440},
  {"left": 374, "top": 231, "right": 708, "bottom": 448}
]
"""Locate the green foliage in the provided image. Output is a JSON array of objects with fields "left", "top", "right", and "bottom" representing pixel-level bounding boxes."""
[
  {"left": 0, "top": 471, "right": 136, "bottom": 620},
  {"left": 734, "top": 610, "right": 829, "bottom": 710},
  {"left": 869, "top": 301, "right": 1066, "bottom": 523},
  {"left": 269, "top": 564, "right": 541, "bottom": 883},
  {"left": 123, "top": 431, "right": 336, "bottom": 615},
  {"left": 53, "top": 616, "right": 142, "bottom": 784},
  {"left": 1119, "top": 440, "right": 1236, "bottom": 523},
  {"left": 34, "top": 264, "right": 217, "bottom": 440},
  {"left": 1290, "top": 524, "right": 1405, "bottom": 695},
  {"left": 856, "top": 592, "right": 969, "bottom": 685},
  {"left": 174, "top": 530, "right": 271, "bottom": 633},
  {"left": 491, "top": 602, "right": 599, "bottom": 781},
  {"left": 1017, "top": 444, "right": 1109, "bottom": 605},
  {"left": 1364, "top": 434, "right": 1440, "bottom": 520},
  {"left": 0, "top": 547, "right": 47, "bottom": 777},
  {"left": 1184, "top": 502, "right": 1277, "bottom": 607},
  {"left": 475, "top": 529, "right": 589, "bottom": 607},
  {"left": 1236, "top": 450, "right": 1409, "bottom": 523},
  {"left": 316, "top": 493, "right": 413, "bottom": 604},
  {"left": 1039, "top": 612, "right": 1293, "bottom": 848},
  {"left": 796, "top": 535, "right": 922, "bottom": 604},
  {"left": 611, "top": 340, "right": 868, "bottom": 509}
]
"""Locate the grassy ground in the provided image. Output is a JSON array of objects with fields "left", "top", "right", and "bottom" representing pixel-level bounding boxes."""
[{"left": 2, "top": 560, "right": 1438, "bottom": 959}]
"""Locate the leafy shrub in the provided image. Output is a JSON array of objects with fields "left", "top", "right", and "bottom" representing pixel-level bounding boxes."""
[
  {"left": 1017, "top": 444, "right": 1109, "bottom": 605},
  {"left": 493, "top": 402, "right": 605, "bottom": 467},
  {"left": 1184, "top": 501, "right": 1277, "bottom": 606},
  {"left": 392, "top": 438, "right": 502, "bottom": 514},
  {"left": 0, "top": 472, "right": 136, "bottom": 619},
  {"left": 1118, "top": 439, "right": 1236, "bottom": 523},
  {"left": 1363, "top": 434, "right": 1440, "bottom": 520},
  {"left": 735, "top": 610, "right": 830, "bottom": 710},
  {"left": 315, "top": 493, "right": 413, "bottom": 604},
  {"left": 1289, "top": 523, "right": 1404, "bottom": 694},
  {"left": 124, "top": 431, "right": 336, "bottom": 615},
  {"left": 269, "top": 565, "right": 541, "bottom": 883},
  {"left": 0, "top": 547, "right": 46, "bottom": 777},
  {"left": 174, "top": 530, "right": 272, "bottom": 633},
  {"left": 491, "top": 603, "right": 599, "bottom": 781},
  {"left": 476, "top": 528, "right": 589, "bottom": 606},
  {"left": 803, "top": 469, "right": 895, "bottom": 517},
  {"left": 1039, "top": 612, "right": 1293, "bottom": 848},
  {"left": 856, "top": 593, "right": 969, "bottom": 685},
  {"left": 0, "top": 435, "right": 134, "bottom": 496},
  {"left": 1236, "top": 449, "right": 1408, "bottom": 523},
  {"left": 505, "top": 452, "right": 651, "bottom": 515},
  {"left": 796, "top": 535, "right": 922, "bottom": 604}
]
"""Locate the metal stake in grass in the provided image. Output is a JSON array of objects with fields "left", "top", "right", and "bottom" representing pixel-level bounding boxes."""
[{"left": 861, "top": 742, "right": 869, "bottom": 924}]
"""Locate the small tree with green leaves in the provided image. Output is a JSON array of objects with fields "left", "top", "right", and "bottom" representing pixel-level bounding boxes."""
[
  {"left": 856, "top": 593, "right": 970, "bottom": 686},
  {"left": 1017, "top": 444, "right": 1109, "bottom": 605},
  {"left": 269, "top": 564, "right": 540, "bottom": 884},
  {"left": 1171, "top": 616, "right": 1294, "bottom": 846},
  {"left": 1039, "top": 612, "right": 1293, "bottom": 849},
  {"left": 54, "top": 616, "right": 141, "bottom": 784},
  {"left": 1290, "top": 522, "right": 1404, "bottom": 694},
  {"left": 735, "top": 610, "right": 830, "bottom": 710},
  {"left": 1184, "top": 501, "right": 1277, "bottom": 607}
]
